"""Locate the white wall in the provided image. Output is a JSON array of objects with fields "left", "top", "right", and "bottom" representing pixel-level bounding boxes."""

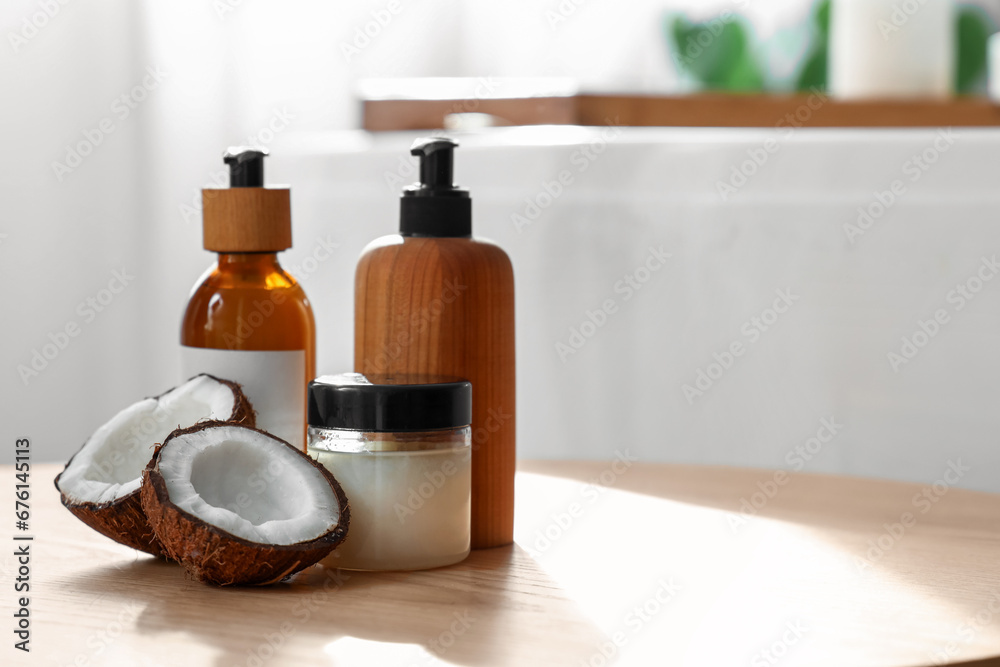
[{"left": 1, "top": 0, "right": 151, "bottom": 460}]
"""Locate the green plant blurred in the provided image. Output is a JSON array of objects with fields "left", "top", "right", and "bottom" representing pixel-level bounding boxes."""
[
  {"left": 956, "top": 5, "right": 992, "bottom": 93},
  {"left": 670, "top": 14, "right": 765, "bottom": 92},
  {"left": 667, "top": 0, "right": 994, "bottom": 95},
  {"left": 794, "top": 0, "right": 830, "bottom": 92}
]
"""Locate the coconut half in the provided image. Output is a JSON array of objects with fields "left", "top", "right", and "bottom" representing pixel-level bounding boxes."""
[
  {"left": 55, "top": 374, "right": 255, "bottom": 556},
  {"left": 141, "top": 422, "right": 349, "bottom": 586}
]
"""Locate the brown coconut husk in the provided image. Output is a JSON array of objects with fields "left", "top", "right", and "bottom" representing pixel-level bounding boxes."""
[
  {"left": 55, "top": 374, "right": 256, "bottom": 557},
  {"left": 141, "top": 422, "right": 350, "bottom": 585}
]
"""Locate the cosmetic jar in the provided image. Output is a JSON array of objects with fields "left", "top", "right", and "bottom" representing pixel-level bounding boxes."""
[{"left": 307, "top": 373, "right": 471, "bottom": 571}]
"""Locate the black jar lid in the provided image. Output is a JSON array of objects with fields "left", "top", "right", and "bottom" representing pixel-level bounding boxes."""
[{"left": 308, "top": 373, "right": 472, "bottom": 432}]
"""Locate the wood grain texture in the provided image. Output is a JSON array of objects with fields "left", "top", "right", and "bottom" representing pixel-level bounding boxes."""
[
  {"left": 354, "top": 236, "right": 516, "bottom": 549},
  {"left": 362, "top": 93, "right": 1000, "bottom": 130},
  {"left": 202, "top": 187, "right": 292, "bottom": 252},
  {"left": 7, "top": 462, "right": 1000, "bottom": 666},
  {"left": 574, "top": 93, "right": 1000, "bottom": 128}
]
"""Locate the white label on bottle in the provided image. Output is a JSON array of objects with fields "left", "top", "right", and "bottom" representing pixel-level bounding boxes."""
[{"left": 180, "top": 346, "right": 306, "bottom": 449}]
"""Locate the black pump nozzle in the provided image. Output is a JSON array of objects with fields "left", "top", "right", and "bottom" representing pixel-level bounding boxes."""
[
  {"left": 400, "top": 137, "right": 471, "bottom": 237},
  {"left": 223, "top": 147, "right": 268, "bottom": 188},
  {"left": 411, "top": 138, "right": 457, "bottom": 190}
]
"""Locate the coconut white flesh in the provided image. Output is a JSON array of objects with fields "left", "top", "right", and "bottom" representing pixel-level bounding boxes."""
[
  {"left": 58, "top": 375, "right": 237, "bottom": 505},
  {"left": 158, "top": 425, "right": 340, "bottom": 546}
]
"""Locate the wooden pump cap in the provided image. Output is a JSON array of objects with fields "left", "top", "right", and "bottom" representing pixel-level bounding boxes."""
[{"left": 202, "top": 187, "right": 292, "bottom": 252}]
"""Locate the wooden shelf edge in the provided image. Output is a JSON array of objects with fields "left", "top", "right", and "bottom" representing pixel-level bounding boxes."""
[{"left": 363, "top": 93, "right": 1000, "bottom": 131}]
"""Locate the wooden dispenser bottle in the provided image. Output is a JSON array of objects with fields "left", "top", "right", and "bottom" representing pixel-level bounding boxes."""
[{"left": 354, "top": 138, "right": 515, "bottom": 549}]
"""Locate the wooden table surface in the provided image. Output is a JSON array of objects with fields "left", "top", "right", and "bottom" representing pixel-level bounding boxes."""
[{"left": 4, "top": 460, "right": 1000, "bottom": 667}]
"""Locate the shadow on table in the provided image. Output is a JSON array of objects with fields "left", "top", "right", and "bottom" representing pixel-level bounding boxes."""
[
  {"left": 63, "top": 543, "right": 601, "bottom": 666},
  {"left": 955, "top": 659, "right": 1000, "bottom": 667}
]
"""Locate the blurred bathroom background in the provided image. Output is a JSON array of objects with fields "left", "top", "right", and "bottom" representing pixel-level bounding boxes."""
[{"left": 5, "top": 0, "right": 1000, "bottom": 492}]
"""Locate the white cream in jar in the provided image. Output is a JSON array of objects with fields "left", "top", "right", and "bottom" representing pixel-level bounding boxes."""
[{"left": 306, "top": 373, "right": 471, "bottom": 571}]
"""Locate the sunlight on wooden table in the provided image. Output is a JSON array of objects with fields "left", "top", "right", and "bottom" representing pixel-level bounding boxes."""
[
  {"left": 3, "top": 461, "right": 1000, "bottom": 667},
  {"left": 516, "top": 461, "right": 1000, "bottom": 667}
]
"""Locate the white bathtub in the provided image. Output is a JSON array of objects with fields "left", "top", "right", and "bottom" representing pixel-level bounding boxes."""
[{"left": 272, "top": 125, "right": 1000, "bottom": 493}]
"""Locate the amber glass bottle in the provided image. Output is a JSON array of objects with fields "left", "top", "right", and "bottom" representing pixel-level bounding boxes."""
[{"left": 181, "top": 148, "right": 315, "bottom": 450}]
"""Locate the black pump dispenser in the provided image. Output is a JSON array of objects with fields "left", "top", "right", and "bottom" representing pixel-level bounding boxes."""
[
  {"left": 223, "top": 147, "right": 268, "bottom": 188},
  {"left": 400, "top": 137, "right": 472, "bottom": 237}
]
